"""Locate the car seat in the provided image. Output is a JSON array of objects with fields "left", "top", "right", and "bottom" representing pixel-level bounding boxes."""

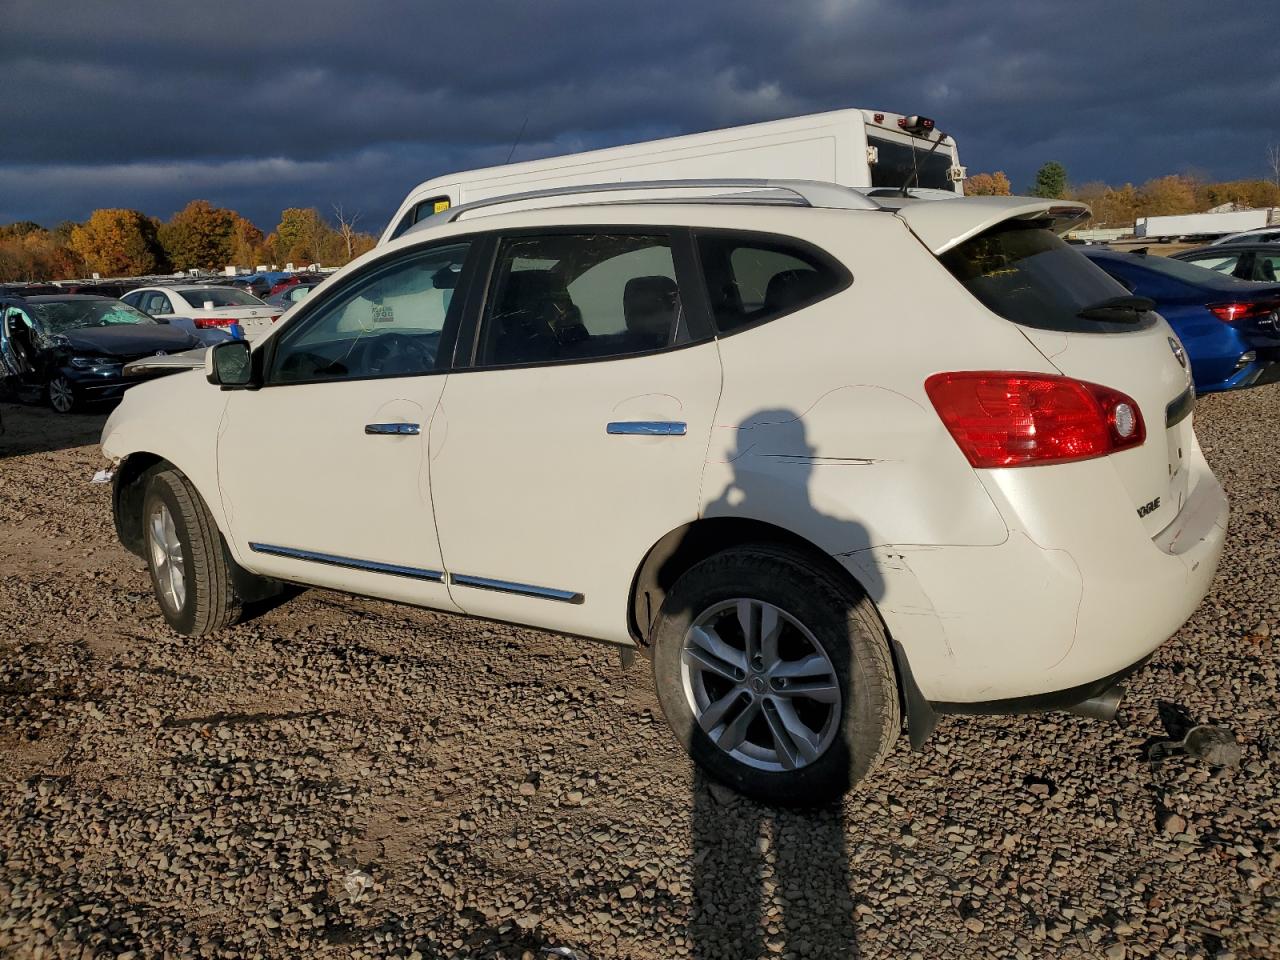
[{"left": 622, "top": 275, "right": 680, "bottom": 350}]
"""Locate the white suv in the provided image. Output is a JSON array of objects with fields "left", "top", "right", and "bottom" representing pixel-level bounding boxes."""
[{"left": 101, "top": 181, "right": 1228, "bottom": 805}]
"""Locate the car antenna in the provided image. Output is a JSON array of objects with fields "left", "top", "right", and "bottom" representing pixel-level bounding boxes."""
[
  {"left": 505, "top": 114, "right": 530, "bottom": 165},
  {"left": 900, "top": 128, "right": 948, "bottom": 197}
]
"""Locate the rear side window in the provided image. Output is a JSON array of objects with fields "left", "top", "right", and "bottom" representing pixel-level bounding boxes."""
[
  {"left": 941, "top": 224, "right": 1147, "bottom": 333},
  {"left": 696, "top": 233, "right": 849, "bottom": 335},
  {"left": 477, "top": 233, "right": 685, "bottom": 367}
]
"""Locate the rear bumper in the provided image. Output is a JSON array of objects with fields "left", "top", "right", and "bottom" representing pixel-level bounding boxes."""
[{"left": 841, "top": 447, "right": 1228, "bottom": 705}]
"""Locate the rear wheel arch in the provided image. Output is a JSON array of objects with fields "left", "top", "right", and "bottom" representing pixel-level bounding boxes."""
[{"left": 628, "top": 517, "right": 881, "bottom": 648}]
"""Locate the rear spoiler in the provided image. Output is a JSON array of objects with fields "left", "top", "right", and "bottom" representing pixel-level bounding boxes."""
[{"left": 889, "top": 196, "right": 1090, "bottom": 255}]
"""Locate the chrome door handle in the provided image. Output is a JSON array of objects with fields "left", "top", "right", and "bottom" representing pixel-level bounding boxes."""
[
  {"left": 365, "top": 422, "right": 420, "bottom": 436},
  {"left": 606, "top": 421, "right": 687, "bottom": 436}
]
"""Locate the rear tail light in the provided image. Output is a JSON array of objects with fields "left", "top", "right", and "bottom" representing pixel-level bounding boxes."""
[
  {"left": 193, "top": 317, "right": 234, "bottom": 329},
  {"left": 1208, "top": 301, "right": 1278, "bottom": 323},
  {"left": 925, "top": 372, "right": 1146, "bottom": 468}
]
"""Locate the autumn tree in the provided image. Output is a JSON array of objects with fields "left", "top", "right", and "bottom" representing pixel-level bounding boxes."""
[
  {"left": 1136, "top": 175, "right": 1198, "bottom": 218},
  {"left": 229, "top": 216, "right": 271, "bottom": 267},
  {"left": 964, "top": 171, "right": 1012, "bottom": 196},
  {"left": 69, "top": 209, "right": 165, "bottom": 276},
  {"left": 271, "top": 207, "right": 328, "bottom": 265},
  {"left": 157, "top": 200, "right": 243, "bottom": 270},
  {"left": 1031, "top": 162, "right": 1068, "bottom": 199}
]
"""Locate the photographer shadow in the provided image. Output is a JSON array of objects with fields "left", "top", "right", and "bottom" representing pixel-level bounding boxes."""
[{"left": 669, "top": 408, "right": 887, "bottom": 959}]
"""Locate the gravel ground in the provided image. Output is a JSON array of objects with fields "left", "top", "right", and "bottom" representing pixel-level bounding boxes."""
[{"left": 0, "top": 389, "right": 1277, "bottom": 960}]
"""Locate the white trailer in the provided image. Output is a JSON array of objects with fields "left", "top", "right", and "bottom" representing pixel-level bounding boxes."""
[
  {"left": 1134, "top": 209, "right": 1277, "bottom": 240},
  {"left": 380, "top": 109, "right": 965, "bottom": 244}
]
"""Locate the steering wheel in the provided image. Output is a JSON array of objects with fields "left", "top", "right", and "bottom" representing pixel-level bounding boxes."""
[{"left": 363, "top": 332, "right": 437, "bottom": 376}]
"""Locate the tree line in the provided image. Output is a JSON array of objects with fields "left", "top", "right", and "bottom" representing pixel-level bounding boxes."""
[
  {"left": 0, "top": 201, "right": 379, "bottom": 283},
  {"left": 965, "top": 160, "right": 1280, "bottom": 228}
]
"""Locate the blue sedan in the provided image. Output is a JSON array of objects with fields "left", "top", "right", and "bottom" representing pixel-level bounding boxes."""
[{"left": 1083, "top": 249, "right": 1280, "bottom": 392}]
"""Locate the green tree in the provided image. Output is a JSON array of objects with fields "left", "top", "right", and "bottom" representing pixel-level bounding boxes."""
[
  {"left": 69, "top": 209, "right": 165, "bottom": 276},
  {"left": 1031, "top": 162, "right": 1067, "bottom": 199},
  {"left": 159, "top": 200, "right": 240, "bottom": 270}
]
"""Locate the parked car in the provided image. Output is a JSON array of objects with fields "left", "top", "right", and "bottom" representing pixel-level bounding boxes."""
[
  {"left": 1082, "top": 248, "right": 1280, "bottom": 392},
  {"left": 1208, "top": 226, "right": 1280, "bottom": 246},
  {"left": 228, "top": 276, "right": 273, "bottom": 298},
  {"left": 102, "top": 183, "right": 1227, "bottom": 805},
  {"left": 122, "top": 285, "right": 280, "bottom": 341},
  {"left": 1172, "top": 243, "right": 1280, "bottom": 283},
  {"left": 0, "top": 295, "right": 204, "bottom": 412},
  {"left": 263, "top": 278, "right": 322, "bottom": 311}
]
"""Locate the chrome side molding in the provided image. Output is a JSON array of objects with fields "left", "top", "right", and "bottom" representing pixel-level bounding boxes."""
[
  {"left": 248, "top": 543, "right": 444, "bottom": 582},
  {"left": 365, "top": 422, "right": 420, "bottom": 435},
  {"left": 606, "top": 421, "right": 687, "bottom": 436},
  {"left": 450, "top": 573, "right": 584, "bottom": 604}
]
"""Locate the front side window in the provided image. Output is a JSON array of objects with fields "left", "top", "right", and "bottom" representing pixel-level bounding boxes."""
[
  {"left": 270, "top": 242, "right": 470, "bottom": 384},
  {"left": 697, "top": 233, "right": 849, "bottom": 334},
  {"left": 477, "top": 234, "right": 682, "bottom": 367}
]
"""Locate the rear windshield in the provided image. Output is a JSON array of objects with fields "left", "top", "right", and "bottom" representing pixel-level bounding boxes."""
[
  {"left": 941, "top": 223, "right": 1151, "bottom": 333},
  {"left": 177, "top": 287, "right": 261, "bottom": 307},
  {"left": 868, "top": 136, "right": 955, "bottom": 191}
]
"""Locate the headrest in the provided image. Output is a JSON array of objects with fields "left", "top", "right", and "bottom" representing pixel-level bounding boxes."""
[
  {"left": 623, "top": 275, "right": 679, "bottom": 342},
  {"left": 764, "top": 269, "right": 827, "bottom": 313}
]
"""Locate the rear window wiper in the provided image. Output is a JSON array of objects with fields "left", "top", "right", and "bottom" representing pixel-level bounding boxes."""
[{"left": 1077, "top": 295, "right": 1156, "bottom": 322}]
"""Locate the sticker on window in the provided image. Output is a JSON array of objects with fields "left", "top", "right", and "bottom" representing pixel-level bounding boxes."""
[
  {"left": 433, "top": 200, "right": 451, "bottom": 214},
  {"left": 372, "top": 305, "right": 394, "bottom": 323}
]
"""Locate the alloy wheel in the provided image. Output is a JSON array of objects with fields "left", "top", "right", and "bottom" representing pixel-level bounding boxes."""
[
  {"left": 148, "top": 502, "right": 187, "bottom": 614},
  {"left": 680, "top": 598, "right": 841, "bottom": 772},
  {"left": 48, "top": 376, "right": 75, "bottom": 413}
]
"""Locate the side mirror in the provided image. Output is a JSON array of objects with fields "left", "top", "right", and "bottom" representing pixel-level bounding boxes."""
[{"left": 207, "top": 340, "right": 254, "bottom": 388}]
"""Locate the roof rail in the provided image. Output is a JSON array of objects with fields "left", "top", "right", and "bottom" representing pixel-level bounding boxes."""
[{"left": 413, "top": 178, "right": 881, "bottom": 231}]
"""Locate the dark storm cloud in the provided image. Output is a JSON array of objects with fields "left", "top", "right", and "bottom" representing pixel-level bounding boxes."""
[{"left": 3, "top": 0, "right": 1277, "bottom": 231}]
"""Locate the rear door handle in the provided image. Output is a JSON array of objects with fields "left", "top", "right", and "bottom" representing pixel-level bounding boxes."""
[
  {"left": 365, "top": 422, "right": 420, "bottom": 436},
  {"left": 606, "top": 421, "right": 687, "bottom": 436}
]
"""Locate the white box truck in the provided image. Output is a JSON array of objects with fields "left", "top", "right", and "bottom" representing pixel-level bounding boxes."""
[
  {"left": 380, "top": 109, "right": 965, "bottom": 244},
  {"left": 1134, "top": 209, "right": 1277, "bottom": 241}
]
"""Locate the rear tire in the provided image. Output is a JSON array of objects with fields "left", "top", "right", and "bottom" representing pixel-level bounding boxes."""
[
  {"left": 650, "top": 543, "right": 899, "bottom": 806},
  {"left": 142, "top": 468, "right": 243, "bottom": 635}
]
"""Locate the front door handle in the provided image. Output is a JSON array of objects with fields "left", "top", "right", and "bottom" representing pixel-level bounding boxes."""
[
  {"left": 365, "top": 422, "right": 420, "bottom": 436},
  {"left": 606, "top": 421, "right": 687, "bottom": 436}
]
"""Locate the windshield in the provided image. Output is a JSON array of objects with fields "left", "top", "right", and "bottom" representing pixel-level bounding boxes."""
[
  {"left": 177, "top": 287, "right": 262, "bottom": 307},
  {"left": 942, "top": 223, "right": 1148, "bottom": 333},
  {"left": 31, "top": 299, "right": 156, "bottom": 334},
  {"left": 868, "top": 136, "right": 956, "bottom": 191}
]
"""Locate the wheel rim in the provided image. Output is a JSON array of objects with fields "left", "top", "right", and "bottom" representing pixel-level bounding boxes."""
[
  {"left": 49, "top": 377, "right": 74, "bottom": 412},
  {"left": 147, "top": 502, "right": 187, "bottom": 613},
  {"left": 681, "top": 598, "right": 842, "bottom": 772}
]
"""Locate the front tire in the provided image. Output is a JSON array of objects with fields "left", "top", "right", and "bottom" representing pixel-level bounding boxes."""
[
  {"left": 47, "top": 375, "right": 78, "bottom": 413},
  {"left": 142, "top": 468, "right": 243, "bottom": 635},
  {"left": 651, "top": 544, "right": 899, "bottom": 806}
]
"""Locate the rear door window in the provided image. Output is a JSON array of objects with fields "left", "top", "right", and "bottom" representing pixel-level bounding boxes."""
[
  {"left": 476, "top": 233, "right": 686, "bottom": 367},
  {"left": 696, "top": 233, "right": 850, "bottom": 334},
  {"left": 941, "top": 224, "right": 1150, "bottom": 333}
]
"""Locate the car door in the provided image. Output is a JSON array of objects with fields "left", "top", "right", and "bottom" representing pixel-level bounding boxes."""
[
  {"left": 216, "top": 240, "right": 477, "bottom": 610},
  {"left": 429, "top": 227, "right": 723, "bottom": 643}
]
